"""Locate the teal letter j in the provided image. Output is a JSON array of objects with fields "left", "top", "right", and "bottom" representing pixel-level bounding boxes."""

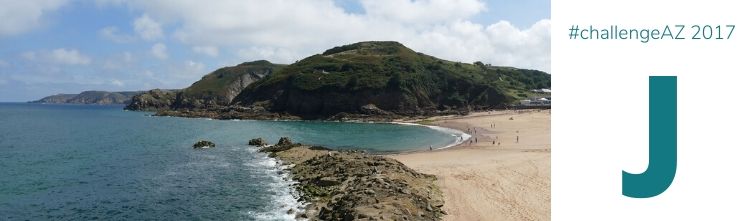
[{"left": 622, "top": 76, "right": 677, "bottom": 198}]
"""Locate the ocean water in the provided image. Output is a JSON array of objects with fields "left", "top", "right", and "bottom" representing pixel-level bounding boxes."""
[{"left": 0, "top": 103, "right": 461, "bottom": 220}]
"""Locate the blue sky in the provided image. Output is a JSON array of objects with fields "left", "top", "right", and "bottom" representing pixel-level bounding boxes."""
[{"left": 0, "top": 0, "right": 549, "bottom": 102}]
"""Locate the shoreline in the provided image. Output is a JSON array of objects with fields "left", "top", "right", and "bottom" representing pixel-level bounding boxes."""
[
  {"left": 389, "top": 122, "right": 472, "bottom": 151},
  {"left": 142, "top": 107, "right": 550, "bottom": 220},
  {"left": 145, "top": 111, "right": 476, "bottom": 152},
  {"left": 389, "top": 109, "right": 551, "bottom": 221}
]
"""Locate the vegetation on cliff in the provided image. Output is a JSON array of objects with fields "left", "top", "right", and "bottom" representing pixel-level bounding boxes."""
[
  {"left": 126, "top": 41, "right": 549, "bottom": 120},
  {"left": 233, "top": 41, "right": 550, "bottom": 119}
]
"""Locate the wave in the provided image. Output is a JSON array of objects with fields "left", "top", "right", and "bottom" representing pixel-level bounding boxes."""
[
  {"left": 391, "top": 122, "right": 471, "bottom": 150},
  {"left": 244, "top": 147, "right": 306, "bottom": 221}
]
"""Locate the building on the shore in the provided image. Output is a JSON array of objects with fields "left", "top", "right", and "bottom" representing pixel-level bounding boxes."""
[
  {"left": 520, "top": 97, "right": 551, "bottom": 107},
  {"left": 531, "top": 88, "right": 552, "bottom": 93}
]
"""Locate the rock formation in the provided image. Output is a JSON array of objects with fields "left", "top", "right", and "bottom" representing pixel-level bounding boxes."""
[{"left": 262, "top": 144, "right": 446, "bottom": 220}]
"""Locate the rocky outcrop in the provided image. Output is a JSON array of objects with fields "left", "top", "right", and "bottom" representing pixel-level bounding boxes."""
[
  {"left": 248, "top": 138, "right": 267, "bottom": 146},
  {"left": 263, "top": 144, "right": 445, "bottom": 220},
  {"left": 192, "top": 140, "right": 215, "bottom": 149},
  {"left": 31, "top": 91, "right": 141, "bottom": 105},
  {"left": 258, "top": 137, "right": 301, "bottom": 155},
  {"left": 125, "top": 89, "right": 179, "bottom": 111},
  {"left": 277, "top": 137, "right": 293, "bottom": 146}
]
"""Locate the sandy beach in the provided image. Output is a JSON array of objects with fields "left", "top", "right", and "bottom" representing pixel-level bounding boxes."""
[{"left": 390, "top": 109, "right": 551, "bottom": 221}]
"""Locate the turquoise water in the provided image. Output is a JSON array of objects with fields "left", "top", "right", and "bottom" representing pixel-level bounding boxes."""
[{"left": 0, "top": 103, "right": 459, "bottom": 220}]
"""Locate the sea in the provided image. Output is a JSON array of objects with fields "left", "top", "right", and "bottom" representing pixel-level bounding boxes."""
[{"left": 0, "top": 103, "right": 464, "bottom": 220}]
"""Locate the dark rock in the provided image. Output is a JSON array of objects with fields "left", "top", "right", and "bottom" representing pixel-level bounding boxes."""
[
  {"left": 360, "top": 104, "right": 391, "bottom": 115},
  {"left": 316, "top": 177, "right": 341, "bottom": 187},
  {"left": 125, "top": 89, "right": 179, "bottom": 111},
  {"left": 277, "top": 137, "right": 292, "bottom": 146},
  {"left": 193, "top": 140, "right": 215, "bottom": 149},
  {"left": 248, "top": 138, "right": 267, "bottom": 146}
]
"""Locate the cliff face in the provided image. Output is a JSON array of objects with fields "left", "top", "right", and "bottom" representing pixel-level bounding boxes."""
[
  {"left": 125, "top": 60, "right": 283, "bottom": 111},
  {"left": 30, "top": 91, "right": 141, "bottom": 104},
  {"left": 232, "top": 41, "right": 551, "bottom": 119},
  {"left": 124, "top": 89, "right": 179, "bottom": 111}
]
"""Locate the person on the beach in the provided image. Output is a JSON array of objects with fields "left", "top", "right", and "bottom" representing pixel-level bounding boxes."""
[
  {"left": 516, "top": 136, "right": 519, "bottom": 143},
  {"left": 492, "top": 140, "right": 495, "bottom": 145},
  {"left": 429, "top": 145, "right": 433, "bottom": 151}
]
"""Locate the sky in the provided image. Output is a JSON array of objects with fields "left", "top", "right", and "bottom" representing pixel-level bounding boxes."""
[{"left": 0, "top": 0, "right": 550, "bottom": 102}]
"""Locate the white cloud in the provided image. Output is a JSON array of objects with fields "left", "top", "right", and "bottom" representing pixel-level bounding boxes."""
[
  {"left": 133, "top": 14, "right": 163, "bottom": 41},
  {"left": 0, "top": 0, "right": 68, "bottom": 37},
  {"left": 151, "top": 43, "right": 168, "bottom": 60},
  {"left": 21, "top": 48, "right": 91, "bottom": 65},
  {"left": 122, "top": 52, "right": 134, "bottom": 63},
  {"left": 98, "top": 26, "right": 135, "bottom": 43},
  {"left": 110, "top": 79, "right": 124, "bottom": 86},
  {"left": 408, "top": 19, "right": 551, "bottom": 72},
  {"left": 98, "top": 0, "right": 549, "bottom": 73},
  {"left": 0, "top": 59, "right": 9, "bottom": 68},
  {"left": 137, "top": 60, "right": 206, "bottom": 88},
  {"left": 360, "top": 0, "right": 485, "bottom": 24},
  {"left": 49, "top": 48, "right": 91, "bottom": 65},
  {"left": 101, "top": 51, "right": 135, "bottom": 70},
  {"left": 181, "top": 60, "right": 205, "bottom": 79},
  {"left": 21, "top": 51, "right": 37, "bottom": 60},
  {"left": 192, "top": 46, "right": 219, "bottom": 57}
]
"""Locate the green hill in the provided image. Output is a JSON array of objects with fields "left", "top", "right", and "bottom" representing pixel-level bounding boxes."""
[
  {"left": 232, "top": 41, "right": 550, "bottom": 118},
  {"left": 125, "top": 60, "right": 284, "bottom": 110}
]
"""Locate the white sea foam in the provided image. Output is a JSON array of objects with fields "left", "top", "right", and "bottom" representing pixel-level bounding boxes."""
[
  {"left": 391, "top": 122, "right": 471, "bottom": 150},
  {"left": 244, "top": 151, "right": 306, "bottom": 221}
]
